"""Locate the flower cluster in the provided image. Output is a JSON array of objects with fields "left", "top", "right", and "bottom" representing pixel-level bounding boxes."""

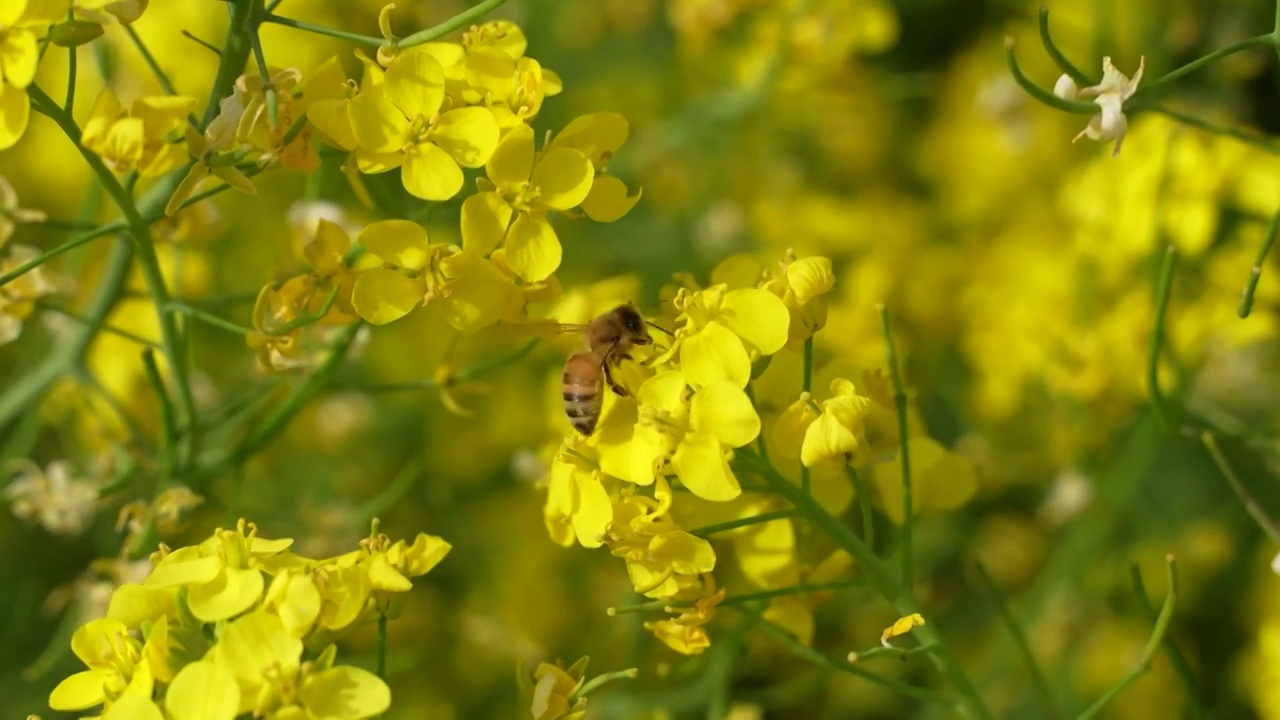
[{"left": 47, "top": 519, "right": 451, "bottom": 719}]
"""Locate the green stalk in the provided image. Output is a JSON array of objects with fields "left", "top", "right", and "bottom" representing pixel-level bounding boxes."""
[
  {"left": 64, "top": 34, "right": 76, "bottom": 112},
  {"left": 262, "top": 14, "right": 383, "bottom": 46},
  {"left": 1130, "top": 102, "right": 1280, "bottom": 155},
  {"left": 1239, "top": 209, "right": 1279, "bottom": 318},
  {"left": 1146, "top": 246, "right": 1176, "bottom": 431},
  {"left": 399, "top": 0, "right": 511, "bottom": 47},
  {"left": 36, "top": 301, "right": 162, "bottom": 350},
  {"left": 800, "top": 336, "right": 814, "bottom": 494},
  {"left": 247, "top": 0, "right": 279, "bottom": 129},
  {"left": 878, "top": 305, "right": 913, "bottom": 591},
  {"left": 0, "top": 222, "right": 124, "bottom": 287},
  {"left": 738, "top": 453, "right": 993, "bottom": 720},
  {"left": 1201, "top": 431, "right": 1280, "bottom": 542},
  {"left": 1003, "top": 38, "right": 1099, "bottom": 114},
  {"left": 1130, "top": 564, "right": 1206, "bottom": 716},
  {"left": 1077, "top": 557, "right": 1179, "bottom": 720},
  {"left": 164, "top": 301, "right": 252, "bottom": 335},
  {"left": 123, "top": 24, "right": 178, "bottom": 97},
  {"left": 203, "top": 0, "right": 254, "bottom": 128},
  {"left": 689, "top": 509, "right": 802, "bottom": 537},
  {"left": 1038, "top": 8, "right": 1092, "bottom": 86},
  {"left": 29, "top": 85, "right": 201, "bottom": 475},
  {"left": 1136, "top": 34, "right": 1277, "bottom": 96},
  {"left": 974, "top": 563, "right": 1058, "bottom": 719},
  {"left": 142, "top": 349, "right": 177, "bottom": 483},
  {"left": 846, "top": 466, "right": 876, "bottom": 551}
]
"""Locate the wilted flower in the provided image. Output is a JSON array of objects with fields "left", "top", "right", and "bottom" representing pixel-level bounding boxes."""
[
  {"left": 1059, "top": 56, "right": 1145, "bottom": 156},
  {"left": 4, "top": 459, "right": 99, "bottom": 536}
]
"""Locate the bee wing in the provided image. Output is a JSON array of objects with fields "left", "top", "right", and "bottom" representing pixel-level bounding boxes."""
[{"left": 504, "top": 319, "right": 589, "bottom": 339}]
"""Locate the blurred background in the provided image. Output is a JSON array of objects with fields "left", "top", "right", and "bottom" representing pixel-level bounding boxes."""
[{"left": 5, "top": 0, "right": 1280, "bottom": 717}]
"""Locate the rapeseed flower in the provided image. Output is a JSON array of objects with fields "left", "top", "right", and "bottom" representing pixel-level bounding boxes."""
[
  {"left": 0, "top": 173, "right": 44, "bottom": 243},
  {"left": 81, "top": 89, "right": 194, "bottom": 176},
  {"left": 48, "top": 617, "right": 159, "bottom": 712},
  {"left": 460, "top": 122, "right": 594, "bottom": 282},
  {"left": 667, "top": 285, "right": 790, "bottom": 389},
  {"left": 349, "top": 48, "right": 500, "bottom": 200},
  {"left": 349, "top": 218, "right": 519, "bottom": 330},
  {"left": 0, "top": 0, "right": 60, "bottom": 149},
  {"left": 1057, "top": 56, "right": 1145, "bottom": 157},
  {"left": 4, "top": 458, "right": 99, "bottom": 536}
]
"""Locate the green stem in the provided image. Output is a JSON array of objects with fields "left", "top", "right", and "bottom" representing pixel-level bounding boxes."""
[
  {"left": 1130, "top": 564, "right": 1206, "bottom": 716},
  {"left": 36, "top": 301, "right": 163, "bottom": 350},
  {"left": 1038, "top": 8, "right": 1092, "bottom": 86},
  {"left": 1077, "top": 556, "right": 1179, "bottom": 720},
  {"left": 164, "top": 301, "right": 251, "bottom": 335},
  {"left": 846, "top": 466, "right": 876, "bottom": 551},
  {"left": 1201, "top": 431, "right": 1280, "bottom": 542},
  {"left": 1239, "top": 209, "right": 1279, "bottom": 318},
  {"left": 1147, "top": 246, "right": 1176, "bottom": 431},
  {"left": 203, "top": 0, "right": 254, "bottom": 128},
  {"left": 1136, "top": 34, "right": 1277, "bottom": 97},
  {"left": 29, "top": 86, "right": 201, "bottom": 474},
  {"left": 399, "top": 0, "right": 511, "bottom": 47},
  {"left": 0, "top": 222, "right": 124, "bottom": 287},
  {"left": 690, "top": 508, "right": 800, "bottom": 537},
  {"left": 64, "top": 31, "right": 76, "bottom": 112},
  {"left": 142, "top": 349, "right": 177, "bottom": 483},
  {"left": 974, "top": 563, "right": 1059, "bottom": 719},
  {"left": 262, "top": 13, "right": 383, "bottom": 45},
  {"left": 849, "top": 643, "right": 937, "bottom": 662},
  {"left": 800, "top": 336, "right": 814, "bottom": 495},
  {"left": 738, "top": 453, "right": 993, "bottom": 720},
  {"left": 878, "top": 305, "right": 913, "bottom": 591},
  {"left": 123, "top": 23, "right": 178, "bottom": 96},
  {"left": 1003, "top": 37, "right": 1099, "bottom": 114},
  {"left": 181, "top": 30, "right": 222, "bottom": 56},
  {"left": 719, "top": 580, "right": 864, "bottom": 607},
  {"left": 228, "top": 322, "right": 363, "bottom": 467},
  {"left": 376, "top": 613, "right": 387, "bottom": 679},
  {"left": 1130, "top": 102, "right": 1280, "bottom": 155},
  {"left": 575, "top": 668, "right": 638, "bottom": 699},
  {"left": 735, "top": 606, "right": 955, "bottom": 709},
  {"left": 247, "top": 0, "right": 279, "bottom": 129}
]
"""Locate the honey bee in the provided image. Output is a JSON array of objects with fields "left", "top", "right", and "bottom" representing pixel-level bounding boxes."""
[{"left": 559, "top": 304, "right": 655, "bottom": 436}]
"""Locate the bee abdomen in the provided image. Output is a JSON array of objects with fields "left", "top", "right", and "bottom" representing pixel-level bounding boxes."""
[{"left": 563, "top": 353, "right": 604, "bottom": 436}]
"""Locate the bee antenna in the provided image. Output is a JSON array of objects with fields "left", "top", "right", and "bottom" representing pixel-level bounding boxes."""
[{"left": 645, "top": 320, "right": 674, "bottom": 337}]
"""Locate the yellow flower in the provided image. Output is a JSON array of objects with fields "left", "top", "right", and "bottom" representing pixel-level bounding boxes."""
[
  {"left": 460, "top": 122, "right": 595, "bottom": 282},
  {"left": 304, "top": 52, "right": 383, "bottom": 152},
  {"left": 322, "top": 524, "right": 451, "bottom": 617},
  {"left": 350, "top": 218, "right": 518, "bottom": 330},
  {"left": 547, "top": 113, "right": 641, "bottom": 222},
  {"left": 669, "top": 285, "right": 790, "bottom": 388},
  {"left": 762, "top": 251, "right": 835, "bottom": 345},
  {"left": 605, "top": 480, "right": 717, "bottom": 598},
  {"left": 1061, "top": 56, "right": 1145, "bottom": 157},
  {"left": 349, "top": 48, "right": 500, "bottom": 200},
  {"left": 48, "top": 617, "right": 157, "bottom": 712},
  {"left": 211, "top": 610, "right": 391, "bottom": 718},
  {"left": 263, "top": 569, "right": 323, "bottom": 638},
  {"left": 800, "top": 378, "right": 872, "bottom": 468},
  {"left": 75, "top": 0, "right": 150, "bottom": 24},
  {"left": 144, "top": 519, "right": 294, "bottom": 622},
  {"left": 880, "top": 612, "right": 925, "bottom": 647},
  {"left": 525, "top": 657, "right": 588, "bottom": 720},
  {"left": 0, "top": 172, "right": 45, "bottom": 243},
  {"left": 643, "top": 578, "right": 724, "bottom": 654},
  {"left": 0, "top": 0, "right": 59, "bottom": 149},
  {"left": 164, "top": 107, "right": 257, "bottom": 217},
  {"left": 81, "top": 89, "right": 195, "bottom": 176},
  {"left": 0, "top": 244, "right": 55, "bottom": 343},
  {"left": 545, "top": 438, "right": 612, "bottom": 548},
  {"left": 462, "top": 21, "right": 563, "bottom": 129}
]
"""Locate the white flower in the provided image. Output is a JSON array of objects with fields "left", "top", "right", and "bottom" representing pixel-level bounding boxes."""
[
  {"left": 1067, "top": 56, "right": 1145, "bottom": 157},
  {"left": 4, "top": 459, "right": 100, "bottom": 537}
]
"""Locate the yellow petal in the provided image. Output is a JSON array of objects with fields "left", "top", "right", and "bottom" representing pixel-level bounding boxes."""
[
  {"left": 307, "top": 98, "right": 356, "bottom": 150},
  {"left": 720, "top": 287, "right": 789, "bottom": 355},
  {"left": 103, "top": 694, "right": 164, "bottom": 720},
  {"left": 300, "top": 666, "right": 391, "bottom": 719},
  {"left": 436, "top": 251, "right": 518, "bottom": 332},
  {"left": 432, "top": 106, "right": 499, "bottom": 167},
  {"left": 383, "top": 48, "right": 445, "bottom": 118},
  {"left": 464, "top": 46, "right": 516, "bottom": 99},
  {"left": 0, "top": 82, "right": 29, "bottom": 151},
  {"left": 531, "top": 147, "right": 593, "bottom": 210},
  {"left": 736, "top": 516, "right": 799, "bottom": 589},
  {"left": 354, "top": 147, "right": 404, "bottom": 173},
  {"left": 800, "top": 411, "right": 857, "bottom": 468},
  {"left": 187, "top": 566, "right": 263, "bottom": 622},
  {"left": 787, "top": 257, "right": 834, "bottom": 304},
  {"left": 165, "top": 662, "right": 239, "bottom": 720},
  {"left": 348, "top": 89, "right": 408, "bottom": 154},
  {"left": 107, "top": 583, "right": 177, "bottom": 628},
  {"left": 303, "top": 55, "right": 347, "bottom": 105},
  {"left": 881, "top": 613, "right": 925, "bottom": 645},
  {"left": 649, "top": 531, "right": 716, "bottom": 574},
  {"left": 672, "top": 433, "right": 741, "bottom": 501},
  {"left": 214, "top": 610, "right": 303, "bottom": 683},
  {"left": 305, "top": 219, "right": 350, "bottom": 277},
  {"left": 689, "top": 382, "right": 759, "bottom": 447},
  {"left": 571, "top": 471, "right": 611, "bottom": 548},
  {"left": 487, "top": 121, "right": 534, "bottom": 190},
  {"left": 145, "top": 551, "right": 222, "bottom": 588},
  {"left": 357, "top": 219, "right": 429, "bottom": 270},
  {"left": 771, "top": 395, "right": 817, "bottom": 460},
  {"left": 549, "top": 112, "right": 628, "bottom": 165},
  {"left": 460, "top": 191, "right": 513, "bottom": 256},
  {"left": 351, "top": 267, "right": 425, "bottom": 325},
  {"left": 401, "top": 532, "right": 452, "bottom": 576},
  {"left": 637, "top": 370, "right": 687, "bottom": 414},
  {"left": 403, "top": 141, "right": 463, "bottom": 200},
  {"left": 597, "top": 422, "right": 665, "bottom": 486},
  {"left": 580, "top": 174, "right": 641, "bottom": 223},
  {"left": 505, "top": 211, "right": 561, "bottom": 282},
  {"left": 681, "top": 320, "right": 749, "bottom": 389},
  {"left": 1, "top": 27, "right": 38, "bottom": 88},
  {"left": 49, "top": 670, "right": 108, "bottom": 711}
]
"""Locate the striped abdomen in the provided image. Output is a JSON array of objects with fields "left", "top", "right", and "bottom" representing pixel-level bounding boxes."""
[{"left": 563, "top": 351, "right": 604, "bottom": 436}]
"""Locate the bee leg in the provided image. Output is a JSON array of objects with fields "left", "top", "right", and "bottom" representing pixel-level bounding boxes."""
[{"left": 602, "top": 361, "right": 629, "bottom": 397}]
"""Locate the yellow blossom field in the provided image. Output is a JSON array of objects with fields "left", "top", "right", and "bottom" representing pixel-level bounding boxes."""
[{"left": 3, "top": 0, "right": 1280, "bottom": 718}]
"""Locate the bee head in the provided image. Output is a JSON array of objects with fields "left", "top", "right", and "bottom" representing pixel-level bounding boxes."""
[{"left": 616, "top": 304, "right": 650, "bottom": 344}]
